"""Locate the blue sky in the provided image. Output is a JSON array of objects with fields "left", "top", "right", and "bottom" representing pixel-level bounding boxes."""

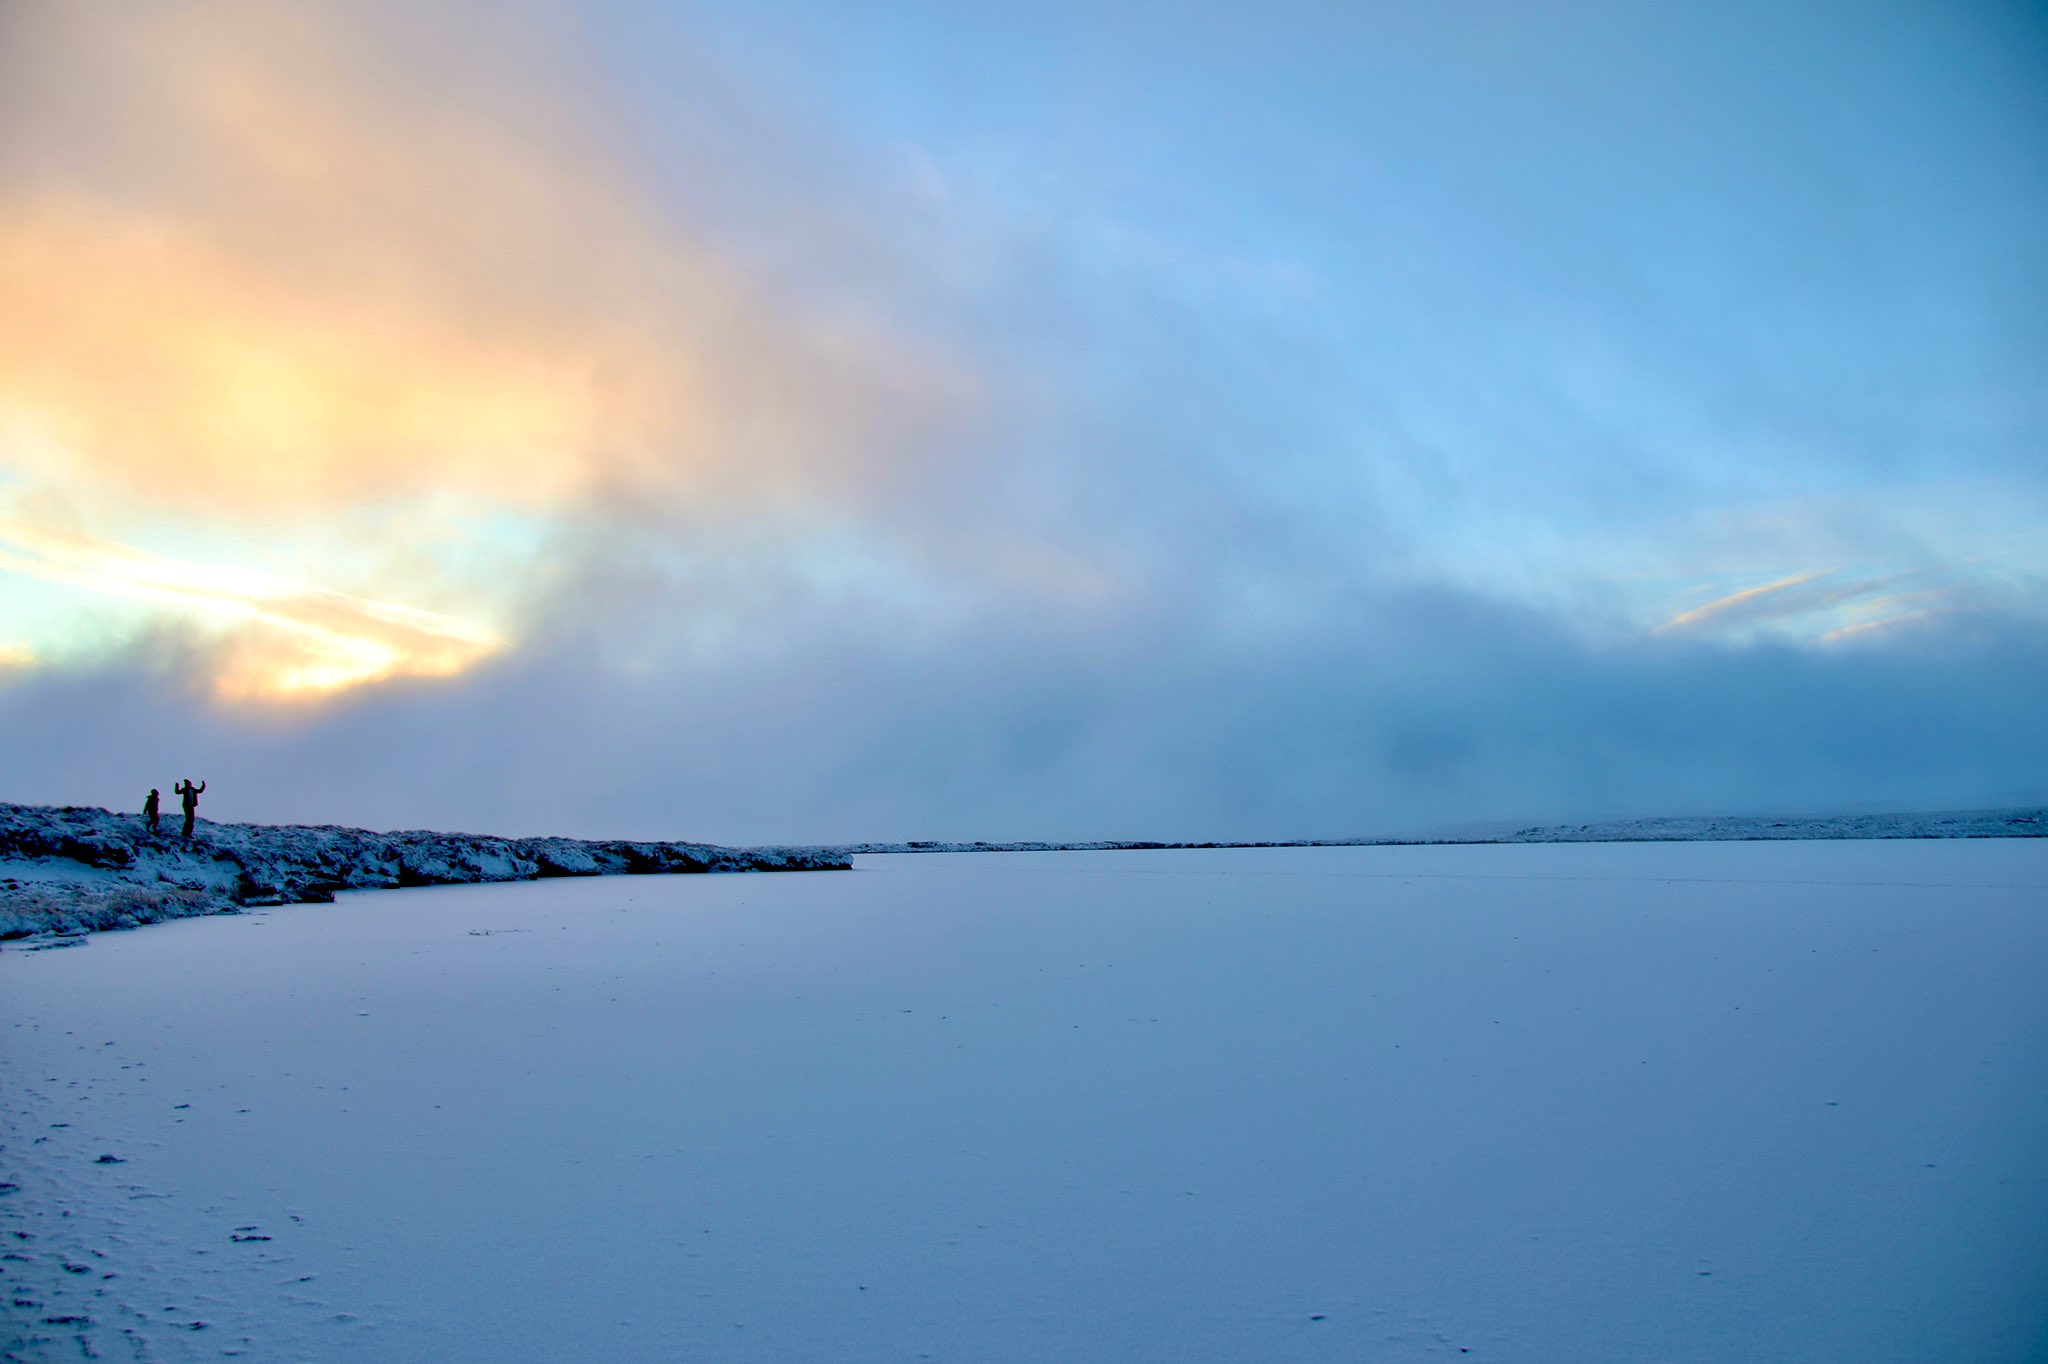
[{"left": 0, "top": 0, "right": 2042, "bottom": 840}]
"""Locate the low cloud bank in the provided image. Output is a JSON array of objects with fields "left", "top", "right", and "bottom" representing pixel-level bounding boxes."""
[{"left": 3, "top": 586, "right": 2040, "bottom": 846}]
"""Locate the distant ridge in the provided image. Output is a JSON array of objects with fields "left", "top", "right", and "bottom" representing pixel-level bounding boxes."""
[{"left": 812, "top": 806, "right": 2045, "bottom": 856}]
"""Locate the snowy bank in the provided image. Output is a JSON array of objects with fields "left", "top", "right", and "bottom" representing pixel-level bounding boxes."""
[{"left": 0, "top": 803, "right": 848, "bottom": 939}]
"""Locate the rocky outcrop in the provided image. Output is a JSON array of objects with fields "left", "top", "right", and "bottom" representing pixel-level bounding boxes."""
[{"left": 0, "top": 803, "right": 849, "bottom": 940}]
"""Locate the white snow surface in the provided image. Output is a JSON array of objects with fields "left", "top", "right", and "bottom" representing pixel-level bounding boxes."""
[{"left": 3, "top": 840, "right": 2046, "bottom": 1362}]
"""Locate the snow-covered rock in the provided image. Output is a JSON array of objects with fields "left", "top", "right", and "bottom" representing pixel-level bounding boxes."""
[{"left": 0, "top": 803, "right": 849, "bottom": 940}]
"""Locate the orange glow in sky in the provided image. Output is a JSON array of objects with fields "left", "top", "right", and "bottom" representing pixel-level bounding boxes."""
[{"left": 0, "top": 2, "right": 963, "bottom": 702}]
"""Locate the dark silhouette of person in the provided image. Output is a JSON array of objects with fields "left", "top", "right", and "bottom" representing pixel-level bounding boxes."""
[
  {"left": 144, "top": 788, "right": 161, "bottom": 834},
  {"left": 174, "top": 778, "right": 205, "bottom": 839}
]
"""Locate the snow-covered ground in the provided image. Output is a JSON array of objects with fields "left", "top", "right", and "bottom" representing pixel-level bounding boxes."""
[{"left": 3, "top": 840, "right": 2045, "bottom": 1362}]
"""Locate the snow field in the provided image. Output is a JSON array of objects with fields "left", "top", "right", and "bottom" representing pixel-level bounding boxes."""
[{"left": 3, "top": 840, "right": 2044, "bottom": 1361}]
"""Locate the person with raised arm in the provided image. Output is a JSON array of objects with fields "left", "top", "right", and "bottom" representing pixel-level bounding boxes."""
[{"left": 174, "top": 777, "right": 206, "bottom": 839}]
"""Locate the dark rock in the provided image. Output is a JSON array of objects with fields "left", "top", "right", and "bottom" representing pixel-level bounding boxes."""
[
  {"left": 57, "top": 835, "right": 132, "bottom": 869},
  {"left": 394, "top": 860, "right": 449, "bottom": 888}
]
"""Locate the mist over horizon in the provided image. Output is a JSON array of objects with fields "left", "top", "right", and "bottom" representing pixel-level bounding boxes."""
[{"left": 6, "top": 591, "right": 2042, "bottom": 846}]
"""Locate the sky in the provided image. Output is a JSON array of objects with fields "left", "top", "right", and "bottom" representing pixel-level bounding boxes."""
[{"left": 1, "top": 0, "right": 2043, "bottom": 843}]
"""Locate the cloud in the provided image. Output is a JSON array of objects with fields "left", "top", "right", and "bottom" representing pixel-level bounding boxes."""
[
  {"left": 1646, "top": 543, "right": 2044, "bottom": 646},
  {"left": 1, "top": 0, "right": 2041, "bottom": 841},
  {"left": 0, "top": 0, "right": 972, "bottom": 693},
  {"left": 3, "top": 582, "right": 2041, "bottom": 843},
  {"left": 0, "top": 519, "right": 501, "bottom": 698},
  {"left": 1657, "top": 573, "right": 1830, "bottom": 633},
  {"left": 1651, "top": 569, "right": 1945, "bottom": 642}
]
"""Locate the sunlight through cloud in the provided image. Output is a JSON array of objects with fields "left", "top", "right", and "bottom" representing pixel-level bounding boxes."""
[{"left": 0, "top": 519, "right": 503, "bottom": 699}]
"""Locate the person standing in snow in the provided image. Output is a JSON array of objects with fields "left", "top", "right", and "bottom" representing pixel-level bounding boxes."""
[
  {"left": 174, "top": 778, "right": 205, "bottom": 839},
  {"left": 143, "top": 787, "right": 161, "bottom": 834}
]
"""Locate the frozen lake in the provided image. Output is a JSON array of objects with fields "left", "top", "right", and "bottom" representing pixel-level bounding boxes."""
[{"left": 4, "top": 841, "right": 2045, "bottom": 1361}]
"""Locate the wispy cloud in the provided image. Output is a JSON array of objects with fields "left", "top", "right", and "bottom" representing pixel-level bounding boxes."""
[
  {"left": 1657, "top": 572, "right": 1830, "bottom": 634},
  {"left": 1653, "top": 567, "right": 1973, "bottom": 644}
]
